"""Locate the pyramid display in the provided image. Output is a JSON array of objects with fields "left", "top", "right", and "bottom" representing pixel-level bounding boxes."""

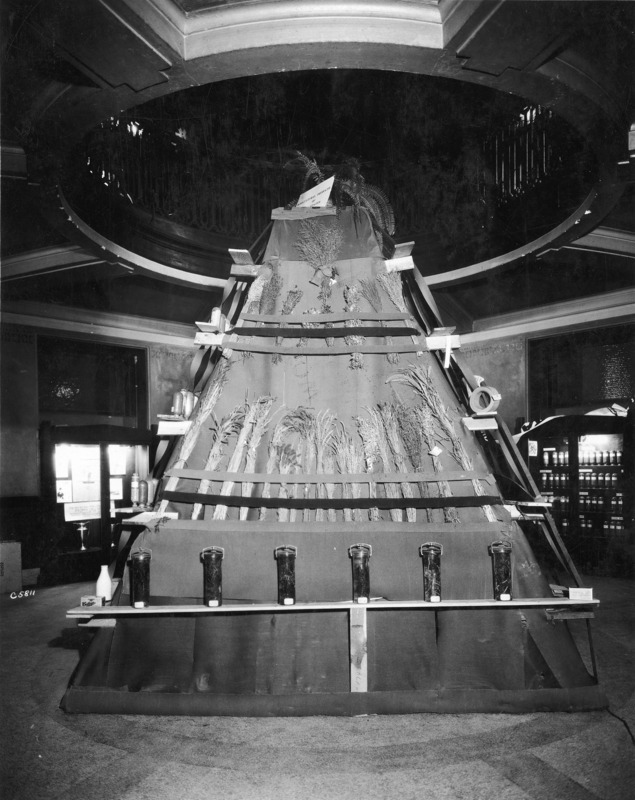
[{"left": 62, "top": 160, "right": 605, "bottom": 715}]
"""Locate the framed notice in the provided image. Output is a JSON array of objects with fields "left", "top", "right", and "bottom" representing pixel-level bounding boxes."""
[
  {"left": 65, "top": 501, "right": 101, "bottom": 522},
  {"left": 56, "top": 480, "right": 73, "bottom": 503}
]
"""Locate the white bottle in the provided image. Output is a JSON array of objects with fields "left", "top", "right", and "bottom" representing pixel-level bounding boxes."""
[
  {"left": 131, "top": 472, "right": 140, "bottom": 506},
  {"left": 96, "top": 564, "right": 112, "bottom": 603}
]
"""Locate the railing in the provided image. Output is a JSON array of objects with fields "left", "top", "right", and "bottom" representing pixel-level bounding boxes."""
[{"left": 485, "top": 106, "right": 558, "bottom": 204}]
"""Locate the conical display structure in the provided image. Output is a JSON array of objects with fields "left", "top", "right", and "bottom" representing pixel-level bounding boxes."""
[{"left": 63, "top": 158, "right": 604, "bottom": 715}]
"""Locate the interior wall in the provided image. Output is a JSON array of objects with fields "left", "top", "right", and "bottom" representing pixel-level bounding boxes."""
[
  {"left": 461, "top": 336, "right": 527, "bottom": 433},
  {"left": 1, "top": 324, "right": 39, "bottom": 496},
  {"left": 149, "top": 344, "right": 195, "bottom": 421},
  {"left": 0, "top": 323, "right": 194, "bottom": 499}
]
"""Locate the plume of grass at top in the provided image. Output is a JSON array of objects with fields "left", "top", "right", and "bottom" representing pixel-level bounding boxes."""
[
  {"left": 191, "top": 406, "right": 245, "bottom": 520},
  {"left": 158, "top": 358, "right": 230, "bottom": 514}
]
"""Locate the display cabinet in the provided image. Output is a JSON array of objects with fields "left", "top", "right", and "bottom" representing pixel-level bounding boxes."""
[{"left": 517, "top": 414, "right": 630, "bottom": 570}]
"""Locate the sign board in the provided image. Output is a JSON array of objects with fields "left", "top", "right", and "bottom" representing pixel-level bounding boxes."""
[
  {"left": 296, "top": 176, "right": 335, "bottom": 208},
  {"left": 65, "top": 501, "right": 101, "bottom": 521}
]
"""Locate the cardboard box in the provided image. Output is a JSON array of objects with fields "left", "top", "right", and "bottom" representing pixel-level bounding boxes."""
[{"left": 0, "top": 541, "right": 22, "bottom": 594}]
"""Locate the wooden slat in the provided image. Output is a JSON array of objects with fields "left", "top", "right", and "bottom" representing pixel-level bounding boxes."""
[
  {"left": 193, "top": 336, "right": 424, "bottom": 355},
  {"left": 67, "top": 597, "right": 600, "bottom": 619},
  {"left": 166, "top": 469, "right": 493, "bottom": 484},
  {"left": 241, "top": 312, "right": 411, "bottom": 323},
  {"left": 349, "top": 605, "right": 368, "bottom": 692}
]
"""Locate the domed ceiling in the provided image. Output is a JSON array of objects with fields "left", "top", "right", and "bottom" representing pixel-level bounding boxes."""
[{"left": 1, "top": 0, "right": 634, "bottom": 330}]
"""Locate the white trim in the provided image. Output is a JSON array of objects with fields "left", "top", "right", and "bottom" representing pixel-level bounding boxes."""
[
  {"left": 1, "top": 245, "right": 105, "bottom": 281},
  {"left": 426, "top": 188, "right": 598, "bottom": 288},
  {"left": 58, "top": 191, "right": 227, "bottom": 289},
  {"left": 2, "top": 302, "right": 194, "bottom": 348},
  {"left": 121, "top": 0, "right": 445, "bottom": 60},
  {"left": 464, "top": 289, "right": 635, "bottom": 344},
  {"left": 564, "top": 227, "right": 635, "bottom": 259}
]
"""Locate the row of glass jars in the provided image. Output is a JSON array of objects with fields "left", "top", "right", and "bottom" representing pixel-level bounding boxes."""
[
  {"left": 542, "top": 449, "right": 622, "bottom": 467},
  {"left": 127, "top": 541, "right": 516, "bottom": 608}
]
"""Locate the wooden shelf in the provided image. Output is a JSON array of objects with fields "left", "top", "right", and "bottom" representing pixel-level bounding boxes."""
[
  {"left": 67, "top": 596, "right": 598, "bottom": 619},
  {"left": 67, "top": 597, "right": 599, "bottom": 693}
]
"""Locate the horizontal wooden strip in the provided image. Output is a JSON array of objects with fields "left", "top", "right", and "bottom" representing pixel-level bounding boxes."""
[
  {"left": 67, "top": 597, "right": 599, "bottom": 619},
  {"left": 167, "top": 469, "right": 493, "bottom": 484},
  {"left": 164, "top": 491, "right": 501, "bottom": 510},
  {"left": 230, "top": 326, "right": 418, "bottom": 338},
  {"left": 161, "top": 520, "right": 514, "bottom": 534},
  {"left": 218, "top": 340, "right": 424, "bottom": 355},
  {"left": 241, "top": 312, "right": 411, "bottom": 323}
]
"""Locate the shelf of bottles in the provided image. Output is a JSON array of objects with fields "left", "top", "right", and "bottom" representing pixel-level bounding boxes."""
[{"left": 538, "top": 433, "right": 625, "bottom": 539}]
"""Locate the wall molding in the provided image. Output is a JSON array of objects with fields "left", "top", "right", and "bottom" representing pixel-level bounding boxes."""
[
  {"left": 1, "top": 301, "right": 194, "bottom": 348},
  {"left": 464, "top": 288, "right": 635, "bottom": 345}
]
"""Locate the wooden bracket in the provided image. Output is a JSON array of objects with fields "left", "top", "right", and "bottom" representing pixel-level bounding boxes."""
[
  {"left": 194, "top": 332, "right": 225, "bottom": 347},
  {"left": 425, "top": 327, "right": 460, "bottom": 367},
  {"left": 157, "top": 419, "right": 192, "bottom": 436},
  {"left": 462, "top": 415, "right": 498, "bottom": 431},
  {"left": 545, "top": 608, "right": 595, "bottom": 622},
  {"left": 385, "top": 255, "right": 414, "bottom": 273}
]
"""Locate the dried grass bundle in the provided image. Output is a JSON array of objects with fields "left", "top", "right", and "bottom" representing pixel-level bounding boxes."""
[
  {"left": 335, "top": 425, "right": 365, "bottom": 522},
  {"left": 242, "top": 264, "right": 273, "bottom": 360},
  {"left": 377, "top": 270, "right": 407, "bottom": 313},
  {"left": 413, "top": 404, "right": 460, "bottom": 524},
  {"left": 259, "top": 260, "right": 283, "bottom": 316},
  {"left": 377, "top": 402, "right": 416, "bottom": 522},
  {"left": 395, "top": 403, "right": 433, "bottom": 522},
  {"left": 158, "top": 358, "right": 230, "bottom": 513},
  {"left": 282, "top": 407, "right": 317, "bottom": 521},
  {"left": 260, "top": 417, "right": 289, "bottom": 520},
  {"left": 364, "top": 406, "right": 403, "bottom": 522},
  {"left": 390, "top": 364, "right": 493, "bottom": 523},
  {"left": 297, "top": 307, "right": 321, "bottom": 350},
  {"left": 272, "top": 287, "right": 304, "bottom": 363},
  {"left": 359, "top": 276, "right": 399, "bottom": 364},
  {"left": 240, "top": 396, "right": 275, "bottom": 520},
  {"left": 314, "top": 409, "right": 337, "bottom": 522},
  {"left": 296, "top": 218, "right": 343, "bottom": 282},
  {"left": 344, "top": 283, "right": 365, "bottom": 370},
  {"left": 276, "top": 444, "right": 301, "bottom": 522},
  {"left": 355, "top": 415, "right": 381, "bottom": 521},
  {"left": 318, "top": 278, "right": 335, "bottom": 346},
  {"left": 212, "top": 395, "right": 273, "bottom": 520},
  {"left": 191, "top": 407, "right": 245, "bottom": 520}
]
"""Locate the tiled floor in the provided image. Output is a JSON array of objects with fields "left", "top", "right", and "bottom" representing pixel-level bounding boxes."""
[{"left": 1, "top": 577, "right": 633, "bottom": 800}]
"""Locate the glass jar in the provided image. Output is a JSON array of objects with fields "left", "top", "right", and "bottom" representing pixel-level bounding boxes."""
[
  {"left": 489, "top": 541, "right": 513, "bottom": 601},
  {"left": 274, "top": 545, "right": 297, "bottom": 605},
  {"left": 419, "top": 542, "right": 442, "bottom": 602},
  {"left": 201, "top": 546, "right": 224, "bottom": 607},
  {"left": 349, "top": 543, "right": 372, "bottom": 604},
  {"left": 130, "top": 549, "right": 151, "bottom": 608}
]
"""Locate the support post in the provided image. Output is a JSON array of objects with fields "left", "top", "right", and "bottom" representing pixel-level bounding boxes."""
[{"left": 349, "top": 606, "right": 368, "bottom": 693}]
